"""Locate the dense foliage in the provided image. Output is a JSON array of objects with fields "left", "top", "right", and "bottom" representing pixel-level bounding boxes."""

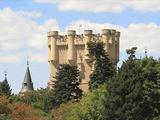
[
  {"left": 87, "top": 41, "right": 115, "bottom": 91},
  {"left": 0, "top": 79, "right": 12, "bottom": 96},
  {"left": 9, "top": 88, "right": 57, "bottom": 113},
  {"left": 105, "top": 47, "right": 160, "bottom": 120},
  {"left": 0, "top": 95, "right": 46, "bottom": 120},
  {"left": 54, "top": 64, "right": 83, "bottom": 105},
  {"left": 52, "top": 85, "right": 107, "bottom": 120},
  {"left": 0, "top": 45, "right": 160, "bottom": 120}
]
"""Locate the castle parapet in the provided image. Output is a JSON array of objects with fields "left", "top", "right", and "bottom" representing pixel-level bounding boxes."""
[
  {"left": 75, "top": 35, "right": 84, "bottom": 45},
  {"left": 56, "top": 35, "right": 67, "bottom": 45},
  {"left": 48, "top": 29, "right": 120, "bottom": 63}
]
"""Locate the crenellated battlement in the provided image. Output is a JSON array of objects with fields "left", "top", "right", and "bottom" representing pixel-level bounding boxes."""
[
  {"left": 48, "top": 29, "right": 120, "bottom": 91},
  {"left": 48, "top": 29, "right": 120, "bottom": 46}
]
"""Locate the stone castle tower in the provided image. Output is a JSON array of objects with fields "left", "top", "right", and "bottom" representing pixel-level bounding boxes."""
[{"left": 48, "top": 29, "right": 120, "bottom": 91}]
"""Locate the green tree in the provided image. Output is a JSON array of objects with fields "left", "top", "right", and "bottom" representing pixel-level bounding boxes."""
[
  {"left": 11, "top": 88, "right": 57, "bottom": 112},
  {"left": 53, "top": 85, "right": 107, "bottom": 120},
  {"left": 74, "top": 85, "right": 107, "bottom": 120},
  {"left": 0, "top": 114, "right": 11, "bottom": 120},
  {"left": 54, "top": 64, "right": 82, "bottom": 105},
  {"left": 141, "top": 57, "right": 160, "bottom": 84},
  {"left": 41, "top": 89, "right": 57, "bottom": 112},
  {"left": 87, "top": 41, "right": 115, "bottom": 91},
  {"left": 0, "top": 79, "right": 12, "bottom": 96},
  {"left": 105, "top": 47, "right": 160, "bottom": 120},
  {"left": 140, "top": 57, "right": 160, "bottom": 118},
  {"left": 0, "top": 96, "right": 11, "bottom": 120},
  {"left": 105, "top": 47, "right": 147, "bottom": 120}
]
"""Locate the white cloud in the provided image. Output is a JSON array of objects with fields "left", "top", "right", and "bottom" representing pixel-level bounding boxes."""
[
  {"left": 0, "top": 7, "right": 59, "bottom": 51},
  {"left": 0, "top": 7, "right": 59, "bottom": 63},
  {"left": 29, "top": 53, "right": 47, "bottom": 63},
  {"left": 0, "top": 54, "right": 20, "bottom": 63},
  {"left": 0, "top": 7, "right": 159, "bottom": 64},
  {"left": 17, "top": 10, "right": 42, "bottom": 18},
  {"left": 0, "top": 51, "right": 47, "bottom": 63},
  {"left": 34, "top": 0, "right": 160, "bottom": 13},
  {"left": 65, "top": 20, "right": 160, "bottom": 55}
]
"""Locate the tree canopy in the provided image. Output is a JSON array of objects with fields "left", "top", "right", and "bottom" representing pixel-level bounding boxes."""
[
  {"left": 0, "top": 79, "right": 11, "bottom": 96},
  {"left": 54, "top": 64, "right": 83, "bottom": 105},
  {"left": 105, "top": 47, "right": 160, "bottom": 120},
  {"left": 87, "top": 41, "right": 115, "bottom": 91}
]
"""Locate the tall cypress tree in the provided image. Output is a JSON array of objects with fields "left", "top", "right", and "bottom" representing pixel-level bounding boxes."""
[
  {"left": 54, "top": 64, "right": 82, "bottom": 105},
  {"left": 87, "top": 41, "right": 115, "bottom": 91}
]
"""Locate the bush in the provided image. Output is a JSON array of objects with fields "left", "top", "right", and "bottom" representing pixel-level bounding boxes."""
[{"left": 10, "top": 102, "right": 45, "bottom": 120}]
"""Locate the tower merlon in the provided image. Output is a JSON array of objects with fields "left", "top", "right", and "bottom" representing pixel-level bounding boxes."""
[
  {"left": 102, "top": 29, "right": 111, "bottom": 35},
  {"left": 67, "top": 30, "right": 76, "bottom": 36},
  {"left": 84, "top": 30, "right": 93, "bottom": 35},
  {"left": 115, "top": 31, "right": 120, "bottom": 37},
  {"left": 48, "top": 31, "right": 58, "bottom": 37},
  {"left": 110, "top": 29, "right": 116, "bottom": 35}
]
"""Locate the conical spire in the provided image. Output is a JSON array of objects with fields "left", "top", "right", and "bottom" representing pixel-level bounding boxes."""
[{"left": 20, "top": 58, "right": 34, "bottom": 93}]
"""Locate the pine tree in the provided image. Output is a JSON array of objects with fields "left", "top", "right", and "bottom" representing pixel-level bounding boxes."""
[
  {"left": 105, "top": 47, "right": 147, "bottom": 120},
  {"left": 105, "top": 47, "right": 160, "bottom": 120},
  {"left": 54, "top": 64, "right": 82, "bottom": 105},
  {"left": 140, "top": 57, "right": 160, "bottom": 119},
  {"left": 0, "top": 79, "right": 11, "bottom": 96},
  {"left": 87, "top": 41, "right": 115, "bottom": 91}
]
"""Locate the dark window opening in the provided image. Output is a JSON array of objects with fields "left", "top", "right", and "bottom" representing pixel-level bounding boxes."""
[{"left": 24, "top": 83, "right": 27, "bottom": 86}]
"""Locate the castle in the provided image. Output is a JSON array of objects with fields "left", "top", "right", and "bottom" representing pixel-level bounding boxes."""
[{"left": 47, "top": 29, "right": 120, "bottom": 91}]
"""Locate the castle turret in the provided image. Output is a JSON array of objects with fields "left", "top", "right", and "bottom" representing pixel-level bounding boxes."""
[
  {"left": 20, "top": 60, "right": 34, "bottom": 93},
  {"left": 110, "top": 29, "right": 116, "bottom": 62},
  {"left": 84, "top": 30, "right": 92, "bottom": 60},
  {"left": 102, "top": 29, "right": 110, "bottom": 51},
  {"left": 48, "top": 31, "right": 59, "bottom": 88},
  {"left": 48, "top": 31, "right": 58, "bottom": 61},
  {"left": 115, "top": 31, "right": 120, "bottom": 63},
  {"left": 67, "top": 30, "right": 75, "bottom": 63}
]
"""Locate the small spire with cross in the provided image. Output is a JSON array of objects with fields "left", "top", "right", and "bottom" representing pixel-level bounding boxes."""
[
  {"left": 4, "top": 70, "right": 7, "bottom": 81},
  {"left": 27, "top": 56, "right": 29, "bottom": 67},
  {"left": 140, "top": 54, "right": 142, "bottom": 59},
  {"left": 145, "top": 48, "right": 148, "bottom": 57}
]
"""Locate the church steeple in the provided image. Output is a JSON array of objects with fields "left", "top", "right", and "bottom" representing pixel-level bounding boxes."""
[{"left": 20, "top": 58, "right": 34, "bottom": 93}]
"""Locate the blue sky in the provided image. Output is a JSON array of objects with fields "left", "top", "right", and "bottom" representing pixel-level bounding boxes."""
[{"left": 0, "top": 0, "right": 160, "bottom": 93}]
